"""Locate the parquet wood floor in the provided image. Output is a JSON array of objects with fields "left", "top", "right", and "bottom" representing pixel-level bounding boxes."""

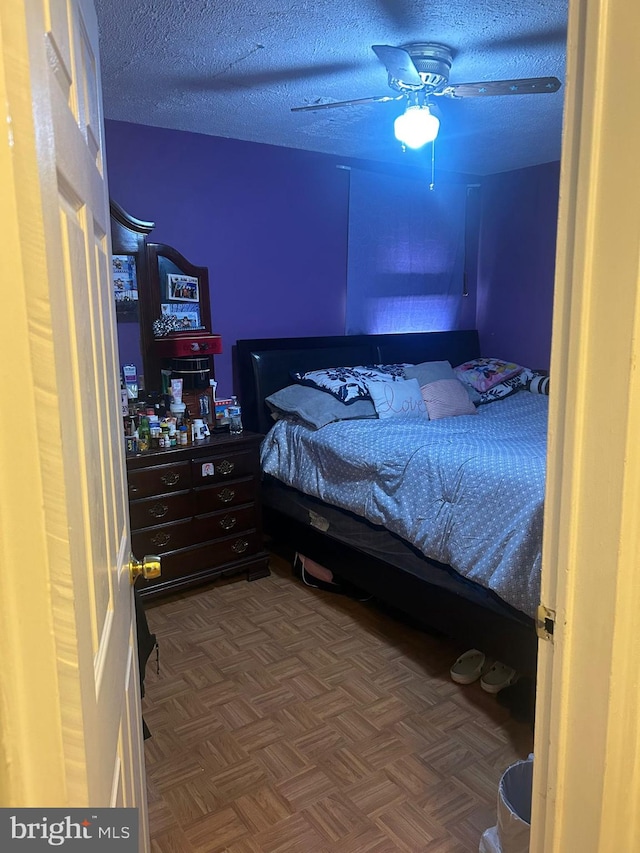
[{"left": 142, "top": 552, "right": 533, "bottom": 852}]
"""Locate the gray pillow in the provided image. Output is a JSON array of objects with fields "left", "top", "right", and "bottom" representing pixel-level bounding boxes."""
[
  {"left": 404, "top": 360, "right": 457, "bottom": 386},
  {"left": 266, "top": 384, "right": 376, "bottom": 430},
  {"left": 404, "top": 360, "right": 481, "bottom": 404}
]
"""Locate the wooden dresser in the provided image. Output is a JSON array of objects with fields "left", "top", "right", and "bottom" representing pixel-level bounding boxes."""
[{"left": 127, "top": 431, "right": 270, "bottom": 598}]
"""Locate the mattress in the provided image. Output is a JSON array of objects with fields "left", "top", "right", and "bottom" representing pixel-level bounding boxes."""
[{"left": 260, "top": 391, "right": 548, "bottom": 617}]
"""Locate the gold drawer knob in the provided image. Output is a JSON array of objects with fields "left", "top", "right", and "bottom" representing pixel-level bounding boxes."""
[
  {"left": 148, "top": 502, "right": 169, "bottom": 518},
  {"left": 218, "top": 459, "right": 235, "bottom": 476},
  {"left": 151, "top": 532, "right": 171, "bottom": 547},
  {"left": 160, "top": 472, "right": 180, "bottom": 486},
  {"left": 219, "top": 514, "right": 237, "bottom": 530},
  {"left": 232, "top": 539, "right": 249, "bottom": 554},
  {"left": 218, "top": 488, "right": 236, "bottom": 504}
]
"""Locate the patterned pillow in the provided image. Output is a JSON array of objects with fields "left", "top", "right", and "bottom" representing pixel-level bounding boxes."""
[
  {"left": 365, "top": 378, "right": 428, "bottom": 420},
  {"left": 420, "top": 379, "right": 478, "bottom": 420},
  {"left": 476, "top": 369, "right": 535, "bottom": 405},
  {"left": 291, "top": 364, "right": 405, "bottom": 404},
  {"left": 455, "top": 358, "right": 524, "bottom": 393}
]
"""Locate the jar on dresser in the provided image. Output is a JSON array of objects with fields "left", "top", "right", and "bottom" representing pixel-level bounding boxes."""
[{"left": 126, "top": 431, "right": 270, "bottom": 598}]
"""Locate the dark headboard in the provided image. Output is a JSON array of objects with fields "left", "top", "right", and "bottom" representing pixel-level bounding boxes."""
[{"left": 235, "top": 330, "right": 481, "bottom": 434}]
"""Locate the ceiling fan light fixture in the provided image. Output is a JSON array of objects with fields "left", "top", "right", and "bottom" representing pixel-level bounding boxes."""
[{"left": 394, "top": 104, "right": 440, "bottom": 149}]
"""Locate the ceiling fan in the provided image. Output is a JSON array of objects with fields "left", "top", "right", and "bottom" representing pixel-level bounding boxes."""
[{"left": 292, "top": 43, "right": 562, "bottom": 150}]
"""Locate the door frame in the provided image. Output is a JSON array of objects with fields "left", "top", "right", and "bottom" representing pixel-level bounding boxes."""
[{"left": 531, "top": 0, "right": 640, "bottom": 849}]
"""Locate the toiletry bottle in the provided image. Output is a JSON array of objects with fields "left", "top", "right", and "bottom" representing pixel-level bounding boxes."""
[
  {"left": 149, "top": 417, "right": 161, "bottom": 449},
  {"left": 193, "top": 418, "right": 204, "bottom": 441},
  {"left": 228, "top": 405, "right": 243, "bottom": 435},
  {"left": 161, "top": 421, "right": 170, "bottom": 448},
  {"left": 138, "top": 416, "right": 150, "bottom": 452},
  {"left": 170, "top": 401, "right": 186, "bottom": 429}
]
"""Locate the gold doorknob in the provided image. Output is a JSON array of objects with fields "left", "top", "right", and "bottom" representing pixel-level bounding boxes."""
[{"left": 129, "top": 553, "right": 161, "bottom": 585}]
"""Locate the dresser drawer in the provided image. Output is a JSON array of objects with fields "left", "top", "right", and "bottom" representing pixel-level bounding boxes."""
[
  {"left": 194, "top": 504, "right": 259, "bottom": 540},
  {"left": 132, "top": 518, "right": 196, "bottom": 555},
  {"left": 191, "top": 448, "right": 258, "bottom": 486},
  {"left": 194, "top": 478, "right": 257, "bottom": 513},
  {"left": 128, "top": 460, "right": 192, "bottom": 499},
  {"left": 157, "top": 530, "right": 264, "bottom": 582},
  {"left": 129, "top": 491, "right": 193, "bottom": 531}
]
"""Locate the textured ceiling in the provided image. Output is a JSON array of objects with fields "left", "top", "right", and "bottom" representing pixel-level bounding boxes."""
[{"left": 94, "top": 0, "right": 568, "bottom": 176}]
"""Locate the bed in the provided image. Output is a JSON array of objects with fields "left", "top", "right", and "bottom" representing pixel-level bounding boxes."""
[{"left": 236, "top": 330, "right": 543, "bottom": 676}]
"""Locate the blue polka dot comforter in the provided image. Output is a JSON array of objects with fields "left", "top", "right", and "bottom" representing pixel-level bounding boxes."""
[{"left": 260, "top": 391, "right": 548, "bottom": 617}]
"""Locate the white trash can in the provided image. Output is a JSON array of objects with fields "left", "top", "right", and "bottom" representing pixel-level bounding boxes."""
[{"left": 479, "top": 755, "right": 533, "bottom": 853}]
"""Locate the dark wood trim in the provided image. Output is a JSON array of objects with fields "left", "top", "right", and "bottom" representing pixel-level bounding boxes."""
[{"left": 109, "top": 199, "right": 155, "bottom": 236}]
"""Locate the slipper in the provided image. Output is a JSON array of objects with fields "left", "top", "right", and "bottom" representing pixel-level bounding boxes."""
[
  {"left": 295, "top": 554, "right": 373, "bottom": 602},
  {"left": 480, "top": 661, "right": 518, "bottom": 694},
  {"left": 450, "top": 649, "right": 486, "bottom": 685}
]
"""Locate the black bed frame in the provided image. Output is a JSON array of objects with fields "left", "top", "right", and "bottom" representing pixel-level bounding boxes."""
[{"left": 235, "top": 330, "right": 538, "bottom": 676}]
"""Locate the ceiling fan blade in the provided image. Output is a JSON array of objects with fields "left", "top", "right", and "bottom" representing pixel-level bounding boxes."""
[
  {"left": 371, "top": 44, "right": 422, "bottom": 87},
  {"left": 291, "top": 94, "right": 404, "bottom": 112},
  {"left": 442, "top": 77, "right": 562, "bottom": 98}
]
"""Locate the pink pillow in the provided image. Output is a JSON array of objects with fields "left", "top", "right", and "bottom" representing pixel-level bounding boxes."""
[
  {"left": 455, "top": 358, "right": 524, "bottom": 393},
  {"left": 420, "top": 379, "right": 478, "bottom": 420}
]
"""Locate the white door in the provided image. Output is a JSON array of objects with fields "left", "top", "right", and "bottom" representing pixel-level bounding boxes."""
[{"left": 0, "top": 0, "right": 149, "bottom": 845}]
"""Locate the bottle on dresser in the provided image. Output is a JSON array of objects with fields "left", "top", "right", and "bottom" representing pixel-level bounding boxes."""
[
  {"left": 138, "top": 416, "right": 150, "bottom": 452},
  {"left": 148, "top": 416, "right": 161, "bottom": 449}
]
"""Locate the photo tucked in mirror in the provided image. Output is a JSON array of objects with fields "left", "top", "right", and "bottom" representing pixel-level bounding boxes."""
[
  {"left": 113, "top": 253, "right": 144, "bottom": 391},
  {"left": 112, "top": 254, "right": 139, "bottom": 322},
  {"left": 158, "top": 256, "right": 205, "bottom": 331}
]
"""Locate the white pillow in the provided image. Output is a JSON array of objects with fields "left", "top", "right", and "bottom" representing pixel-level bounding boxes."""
[{"left": 365, "top": 378, "right": 428, "bottom": 420}]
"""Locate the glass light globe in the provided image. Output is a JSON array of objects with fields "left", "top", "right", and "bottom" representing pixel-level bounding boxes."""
[{"left": 394, "top": 105, "right": 440, "bottom": 149}]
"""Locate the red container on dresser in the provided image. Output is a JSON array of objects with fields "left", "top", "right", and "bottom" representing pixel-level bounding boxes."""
[{"left": 154, "top": 332, "right": 223, "bottom": 358}]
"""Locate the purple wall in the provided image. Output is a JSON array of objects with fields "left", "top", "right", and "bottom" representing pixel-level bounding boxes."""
[
  {"left": 105, "top": 121, "right": 350, "bottom": 396},
  {"left": 106, "top": 120, "right": 560, "bottom": 394},
  {"left": 477, "top": 161, "right": 560, "bottom": 369}
]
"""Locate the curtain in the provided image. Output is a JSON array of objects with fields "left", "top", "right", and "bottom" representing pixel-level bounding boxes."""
[{"left": 346, "top": 169, "right": 470, "bottom": 335}]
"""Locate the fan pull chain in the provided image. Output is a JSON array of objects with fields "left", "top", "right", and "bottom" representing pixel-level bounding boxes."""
[{"left": 429, "top": 139, "right": 436, "bottom": 191}]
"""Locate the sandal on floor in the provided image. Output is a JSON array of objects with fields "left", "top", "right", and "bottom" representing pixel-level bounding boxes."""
[
  {"left": 450, "top": 649, "right": 486, "bottom": 685},
  {"left": 480, "top": 661, "right": 518, "bottom": 694}
]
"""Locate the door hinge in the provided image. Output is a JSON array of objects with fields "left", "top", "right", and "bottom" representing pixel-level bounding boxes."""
[{"left": 536, "top": 604, "right": 556, "bottom": 642}]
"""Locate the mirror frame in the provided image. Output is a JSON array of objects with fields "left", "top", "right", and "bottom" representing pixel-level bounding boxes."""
[{"left": 110, "top": 199, "right": 155, "bottom": 390}]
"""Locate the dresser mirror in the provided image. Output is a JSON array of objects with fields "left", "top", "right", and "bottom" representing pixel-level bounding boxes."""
[{"left": 110, "top": 201, "right": 217, "bottom": 402}]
